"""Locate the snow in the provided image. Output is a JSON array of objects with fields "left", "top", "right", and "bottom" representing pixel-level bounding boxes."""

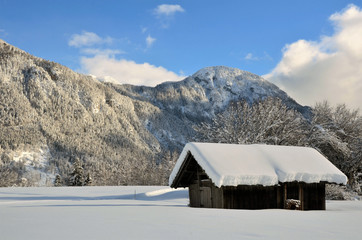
[
  {"left": 0, "top": 186, "right": 361, "bottom": 240},
  {"left": 169, "top": 143, "right": 348, "bottom": 187},
  {"left": 13, "top": 148, "right": 50, "bottom": 169},
  {"left": 11, "top": 147, "right": 55, "bottom": 186}
]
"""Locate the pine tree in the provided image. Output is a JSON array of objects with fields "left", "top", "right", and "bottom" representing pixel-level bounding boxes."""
[
  {"left": 54, "top": 174, "right": 62, "bottom": 187},
  {"left": 69, "top": 158, "right": 84, "bottom": 186},
  {"left": 84, "top": 173, "right": 93, "bottom": 186}
]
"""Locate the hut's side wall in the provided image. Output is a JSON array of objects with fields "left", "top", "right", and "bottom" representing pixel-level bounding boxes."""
[
  {"left": 191, "top": 181, "right": 326, "bottom": 210},
  {"left": 222, "top": 185, "right": 279, "bottom": 209}
]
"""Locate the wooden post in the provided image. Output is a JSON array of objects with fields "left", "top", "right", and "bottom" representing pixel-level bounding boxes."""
[
  {"left": 299, "top": 183, "right": 304, "bottom": 210},
  {"left": 277, "top": 185, "right": 281, "bottom": 208},
  {"left": 321, "top": 183, "right": 326, "bottom": 210},
  {"left": 283, "top": 184, "right": 287, "bottom": 209},
  {"left": 210, "top": 184, "right": 214, "bottom": 208}
]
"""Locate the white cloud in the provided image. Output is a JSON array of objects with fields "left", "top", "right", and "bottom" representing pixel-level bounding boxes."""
[
  {"left": 245, "top": 53, "right": 258, "bottom": 61},
  {"left": 80, "top": 55, "right": 184, "bottom": 86},
  {"left": 70, "top": 31, "right": 181, "bottom": 86},
  {"left": 68, "top": 31, "right": 113, "bottom": 48},
  {"left": 243, "top": 52, "right": 272, "bottom": 61},
  {"left": 264, "top": 4, "right": 362, "bottom": 110},
  {"left": 146, "top": 35, "right": 156, "bottom": 48},
  {"left": 153, "top": 4, "right": 185, "bottom": 28},
  {"left": 154, "top": 4, "right": 184, "bottom": 17}
]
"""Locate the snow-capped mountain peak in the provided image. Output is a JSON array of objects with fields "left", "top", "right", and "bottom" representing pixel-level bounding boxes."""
[
  {"left": 192, "top": 66, "right": 265, "bottom": 87},
  {"left": 183, "top": 66, "right": 287, "bottom": 112}
]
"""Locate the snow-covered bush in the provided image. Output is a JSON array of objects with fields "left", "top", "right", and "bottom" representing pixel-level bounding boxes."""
[{"left": 285, "top": 199, "right": 301, "bottom": 210}]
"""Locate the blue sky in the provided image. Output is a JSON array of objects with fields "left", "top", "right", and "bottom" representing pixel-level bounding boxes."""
[{"left": 1, "top": 0, "right": 362, "bottom": 109}]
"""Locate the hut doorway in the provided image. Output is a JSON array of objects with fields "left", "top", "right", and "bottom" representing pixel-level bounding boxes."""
[{"left": 284, "top": 182, "right": 301, "bottom": 210}]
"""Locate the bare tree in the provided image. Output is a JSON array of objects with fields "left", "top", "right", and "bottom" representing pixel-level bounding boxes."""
[
  {"left": 308, "top": 101, "right": 362, "bottom": 193},
  {"left": 194, "top": 98, "right": 306, "bottom": 146}
]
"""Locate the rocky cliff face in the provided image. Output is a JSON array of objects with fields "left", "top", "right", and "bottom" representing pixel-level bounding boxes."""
[{"left": 0, "top": 40, "right": 310, "bottom": 186}]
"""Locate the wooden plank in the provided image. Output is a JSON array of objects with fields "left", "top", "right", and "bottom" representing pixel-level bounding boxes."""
[
  {"left": 299, "top": 183, "right": 304, "bottom": 210},
  {"left": 277, "top": 185, "right": 282, "bottom": 208},
  {"left": 189, "top": 183, "right": 200, "bottom": 207},
  {"left": 211, "top": 186, "right": 223, "bottom": 208},
  {"left": 200, "top": 187, "right": 212, "bottom": 208},
  {"left": 284, "top": 184, "right": 287, "bottom": 208}
]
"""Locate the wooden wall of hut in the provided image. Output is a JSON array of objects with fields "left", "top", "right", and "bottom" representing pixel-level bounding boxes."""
[
  {"left": 189, "top": 180, "right": 326, "bottom": 210},
  {"left": 222, "top": 185, "right": 279, "bottom": 209}
]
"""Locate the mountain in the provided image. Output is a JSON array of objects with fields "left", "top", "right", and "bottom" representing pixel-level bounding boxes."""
[
  {"left": 0, "top": 40, "right": 310, "bottom": 186},
  {"left": 111, "top": 66, "right": 311, "bottom": 150}
]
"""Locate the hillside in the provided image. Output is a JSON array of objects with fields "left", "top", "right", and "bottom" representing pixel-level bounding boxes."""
[{"left": 0, "top": 40, "right": 310, "bottom": 186}]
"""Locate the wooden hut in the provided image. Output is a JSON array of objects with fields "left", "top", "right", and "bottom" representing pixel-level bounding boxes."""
[{"left": 169, "top": 143, "right": 348, "bottom": 210}]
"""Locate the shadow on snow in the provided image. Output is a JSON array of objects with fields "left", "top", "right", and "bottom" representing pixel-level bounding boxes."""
[{"left": 0, "top": 188, "right": 189, "bottom": 207}]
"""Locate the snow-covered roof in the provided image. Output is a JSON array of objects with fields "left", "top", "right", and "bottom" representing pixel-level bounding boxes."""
[{"left": 169, "top": 143, "right": 348, "bottom": 187}]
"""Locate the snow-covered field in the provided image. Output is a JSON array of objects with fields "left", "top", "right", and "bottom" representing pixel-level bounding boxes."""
[{"left": 0, "top": 186, "right": 361, "bottom": 240}]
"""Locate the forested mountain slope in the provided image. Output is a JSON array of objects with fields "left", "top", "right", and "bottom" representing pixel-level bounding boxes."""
[{"left": 0, "top": 40, "right": 312, "bottom": 186}]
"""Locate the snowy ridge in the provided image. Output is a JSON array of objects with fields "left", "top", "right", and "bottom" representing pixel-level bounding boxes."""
[
  {"left": 169, "top": 143, "right": 348, "bottom": 187},
  {"left": 190, "top": 66, "right": 277, "bottom": 107},
  {"left": 0, "top": 38, "right": 34, "bottom": 58},
  {"left": 192, "top": 66, "right": 265, "bottom": 84}
]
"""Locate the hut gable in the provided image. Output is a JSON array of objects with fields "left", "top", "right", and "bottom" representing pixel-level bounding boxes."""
[{"left": 169, "top": 143, "right": 348, "bottom": 210}]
